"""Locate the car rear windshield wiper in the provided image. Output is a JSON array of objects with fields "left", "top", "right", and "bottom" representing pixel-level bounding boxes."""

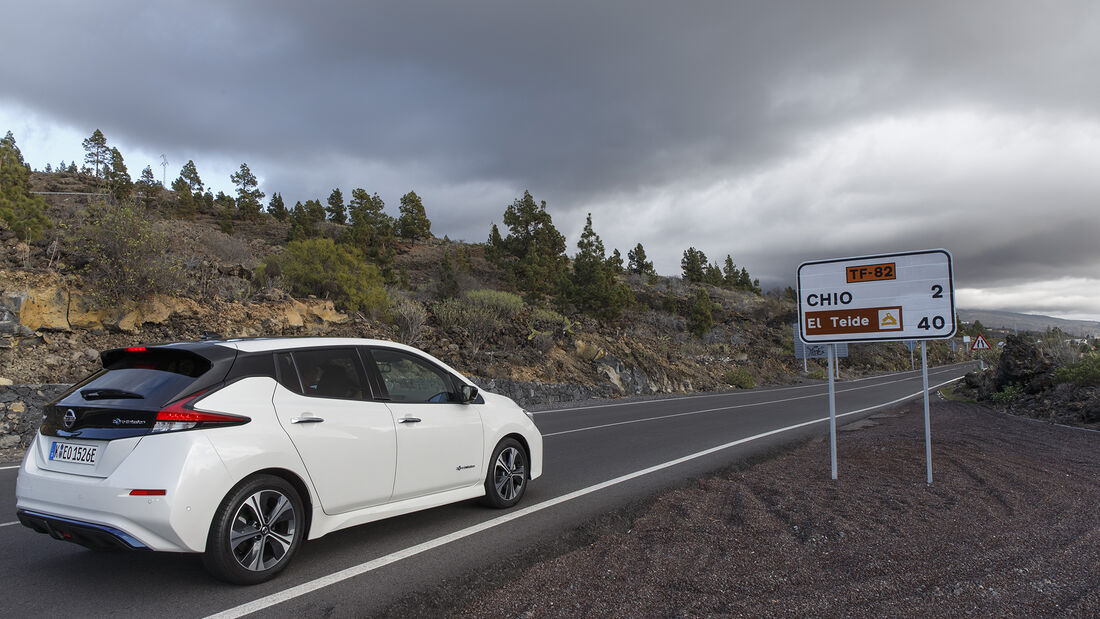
[{"left": 80, "top": 388, "right": 145, "bottom": 400}]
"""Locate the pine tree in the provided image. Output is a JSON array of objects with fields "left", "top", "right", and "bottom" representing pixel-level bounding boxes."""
[
  {"left": 627, "top": 243, "right": 655, "bottom": 275},
  {"left": 104, "top": 147, "right": 132, "bottom": 201},
  {"left": 0, "top": 131, "right": 51, "bottom": 240},
  {"left": 570, "top": 213, "right": 633, "bottom": 320},
  {"left": 492, "top": 190, "right": 569, "bottom": 300},
  {"left": 681, "top": 247, "right": 707, "bottom": 283},
  {"left": 179, "top": 160, "right": 203, "bottom": 193},
  {"left": 136, "top": 166, "right": 159, "bottom": 208},
  {"left": 214, "top": 191, "right": 236, "bottom": 233},
  {"left": 81, "top": 129, "right": 109, "bottom": 178},
  {"left": 326, "top": 188, "right": 346, "bottom": 224},
  {"left": 435, "top": 251, "right": 461, "bottom": 300},
  {"left": 486, "top": 223, "right": 505, "bottom": 263},
  {"left": 608, "top": 248, "right": 624, "bottom": 273},
  {"left": 397, "top": 190, "right": 432, "bottom": 240},
  {"left": 345, "top": 188, "right": 395, "bottom": 272},
  {"left": 722, "top": 255, "right": 738, "bottom": 287},
  {"left": 687, "top": 288, "right": 714, "bottom": 338},
  {"left": 170, "top": 177, "right": 195, "bottom": 216},
  {"left": 704, "top": 262, "right": 723, "bottom": 285},
  {"left": 139, "top": 165, "right": 157, "bottom": 186},
  {"left": 738, "top": 267, "right": 752, "bottom": 290},
  {"left": 231, "top": 163, "right": 264, "bottom": 220},
  {"left": 268, "top": 192, "right": 288, "bottom": 221},
  {"left": 44, "top": 163, "right": 52, "bottom": 173}
]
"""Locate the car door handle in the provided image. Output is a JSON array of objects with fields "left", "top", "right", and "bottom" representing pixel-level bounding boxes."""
[
  {"left": 290, "top": 415, "right": 325, "bottom": 424},
  {"left": 398, "top": 417, "right": 422, "bottom": 424}
]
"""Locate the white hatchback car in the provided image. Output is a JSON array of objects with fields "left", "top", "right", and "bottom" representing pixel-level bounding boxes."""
[{"left": 16, "top": 337, "right": 543, "bottom": 584}]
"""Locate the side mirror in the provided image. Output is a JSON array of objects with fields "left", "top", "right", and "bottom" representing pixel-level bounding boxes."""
[{"left": 460, "top": 384, "right": 479, "bottom": 403}]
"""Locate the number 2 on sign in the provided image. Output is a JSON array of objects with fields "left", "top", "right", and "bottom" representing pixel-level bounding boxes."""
[{"left": 931, "top": 284, "right": 943, "bottom": 299}]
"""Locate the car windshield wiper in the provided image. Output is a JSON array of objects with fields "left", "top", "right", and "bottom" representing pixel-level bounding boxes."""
[{"left": 80, "top": 388, "right": 145, "bottom": 400}]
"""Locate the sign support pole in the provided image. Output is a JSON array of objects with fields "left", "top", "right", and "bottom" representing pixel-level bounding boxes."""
[
  {"left": 921, "top": 340, "right": 932, "bottom": 484},
  {"left": 828, "top": 343, "right": 837, "bottom": 480}
]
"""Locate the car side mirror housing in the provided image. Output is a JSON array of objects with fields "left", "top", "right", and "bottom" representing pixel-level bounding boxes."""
[{"left": 460, "top": 384, "right": 479, "bottom": 403}]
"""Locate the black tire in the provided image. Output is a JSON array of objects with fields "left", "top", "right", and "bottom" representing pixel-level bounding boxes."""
[
  {"left": 203, "top": 474, "right": 304, "bottom": 585},
  {"left": 481, "top": 438, "right": 528, "bottom": 508}
]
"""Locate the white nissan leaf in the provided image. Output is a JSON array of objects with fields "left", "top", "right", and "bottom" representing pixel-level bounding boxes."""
[{"left": 15, "top": 337, "right": 543, "bottom": 584}]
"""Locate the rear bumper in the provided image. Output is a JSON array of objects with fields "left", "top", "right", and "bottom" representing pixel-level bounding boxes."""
[{"left": 17, "top": 509, "right": 150, "bottom": 551}]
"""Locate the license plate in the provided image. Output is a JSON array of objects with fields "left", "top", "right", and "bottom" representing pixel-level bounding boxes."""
[{"left": 49, "top": 441, "right": 99, "bottom": 465}]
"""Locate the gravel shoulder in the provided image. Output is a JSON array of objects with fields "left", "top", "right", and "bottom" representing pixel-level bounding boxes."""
[{"left": 455, "top": 400, "right": 1100, "bottom": 617}]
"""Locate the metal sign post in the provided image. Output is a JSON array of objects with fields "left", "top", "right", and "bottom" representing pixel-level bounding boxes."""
[
  {"left": 922, "top": 340, "right": 932, "bottom": 484},
  {"left": 971, "top": 333, "right": 991, "bottom": 370},
  {"left": 828, "top": 343, "right": 837, "bottom": 480},
  {"left": 797, "top": 249, "right": 955, "bottom": 483}
]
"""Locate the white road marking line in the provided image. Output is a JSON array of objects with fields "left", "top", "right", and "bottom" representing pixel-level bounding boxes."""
[
  {"left": 1, "top": 521, "right": 19, "bottom": 528},
  {"left": 1, "top": 465, "right": 20, "bottom": 470},
  {"left": 533, "top": 362, "right": 973, "bottom": 414},
  {"left": 207, "top": 375, "right": 966, "bottom": 619}
]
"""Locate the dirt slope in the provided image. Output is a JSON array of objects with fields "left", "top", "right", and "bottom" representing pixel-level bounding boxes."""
[{"left": 452, "top": 401, "right": 1099, "bottom": 617}]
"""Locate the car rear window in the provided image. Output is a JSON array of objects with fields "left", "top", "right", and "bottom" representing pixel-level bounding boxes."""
[{"left": 65, "top": 348, "right": 215, "bottom": 407}]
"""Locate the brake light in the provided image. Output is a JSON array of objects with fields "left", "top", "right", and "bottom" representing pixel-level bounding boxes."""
[
  {"left": 126, "top": 347, "right": 147, "bottom": 352},
  {"left": 151, "top": 390, "right": 249, "bottom": 433},
  {"left": 129, "top": 489, "right": 166, "bottom": 496}
]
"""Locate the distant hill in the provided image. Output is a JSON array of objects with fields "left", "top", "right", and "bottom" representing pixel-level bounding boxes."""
[{"left": 958, "top": 309, "right": 1100, "bottom": 337}]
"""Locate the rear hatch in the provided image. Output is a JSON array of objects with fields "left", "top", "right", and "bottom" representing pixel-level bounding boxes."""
[{"left": 36, "top": 345, "right": 236, "bottom": 477}]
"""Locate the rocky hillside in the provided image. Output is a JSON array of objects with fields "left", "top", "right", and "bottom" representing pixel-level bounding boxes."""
[{"left": 1, "top": 171, "right": 951, "bottom": 394}]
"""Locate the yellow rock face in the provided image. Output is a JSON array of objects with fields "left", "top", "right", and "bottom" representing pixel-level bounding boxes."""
[
  {"left": 19, "top": 286, "right": 70, "bottom": 331},
  {"left": 8, "top": 278, "right": 348, "bottom": 337}
]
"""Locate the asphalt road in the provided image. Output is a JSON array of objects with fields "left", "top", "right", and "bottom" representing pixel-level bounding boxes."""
[{"left": 1, "top": 362, "right": 974, "bottom": 618}]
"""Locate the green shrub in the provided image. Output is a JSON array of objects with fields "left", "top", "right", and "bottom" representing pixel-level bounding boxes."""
[
  {"left": 725, "top": 368, "right": 755, "bottom": 389},
  {"left": 807, "top": 369, "right": 826, "bottom": 381},
  {"left": 432, "top": 298, "right": 499, "bottom": 354},
  {"left": 72, "top": 203, "right": 180, "bottom": 301},
  {"left": 260, "top": 238, "right": 388, "bottom": 314},
  {"left": 465, "top": 289, "right": 524, "bottom": 318},
  {"left": 1053, "top": 354, "right": 1100, "bottom": 386},
  {"left": 390, "top": 297, "right": 427, "bottom": 346},
  {"left": 991, "top": 384, "right": 1023, "bottom": 404},
  {"left": 531, "top": 307, "right": 564, "bottom": 327}
]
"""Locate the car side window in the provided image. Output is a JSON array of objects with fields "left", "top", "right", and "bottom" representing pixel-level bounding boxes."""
[
  {"left": 369, "top": 349, "right": 456, "bottom": 403},
  {"left": 291, "top": 348, "right": 368, "bottom": 400},
  {"left": 275, "top": 352, "right": 303, "bottom": 394}
]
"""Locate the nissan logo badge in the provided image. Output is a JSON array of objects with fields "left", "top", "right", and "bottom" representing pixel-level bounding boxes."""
[{"left": 63, "top": 409, "right": 77, "bottom": 430}]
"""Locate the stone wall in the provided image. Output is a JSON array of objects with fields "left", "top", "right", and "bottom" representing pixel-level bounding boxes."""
[
  {"left": 0, "top": 384, "right": 69, "bottom": 450},
  {"left": 472, "top": 377, "right": 618, "bottom": 409}
]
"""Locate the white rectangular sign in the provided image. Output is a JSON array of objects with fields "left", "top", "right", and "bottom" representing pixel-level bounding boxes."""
[{"left": 797, "top": 249, "right": 955, "bottom": 343}]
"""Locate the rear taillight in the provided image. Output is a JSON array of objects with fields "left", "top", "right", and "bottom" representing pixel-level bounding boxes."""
[{"left": 151, "top": 390, "right": 250, "bottom": 434}]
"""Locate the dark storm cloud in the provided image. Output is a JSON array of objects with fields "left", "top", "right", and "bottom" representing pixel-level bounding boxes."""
[{"left": 3, "top": 1, "right": 1099, "bottom": 316}]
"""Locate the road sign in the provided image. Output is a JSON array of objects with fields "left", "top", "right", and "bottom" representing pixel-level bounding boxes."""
[
  {"left": 797, "top": 249, "right": 955, "bottom": 343},
  {"left": 971, "top": 333, "right": 991, "bottom": 351}
]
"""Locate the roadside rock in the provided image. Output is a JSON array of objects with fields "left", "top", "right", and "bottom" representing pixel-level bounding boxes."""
[{"left": 995, "top": 334, "right": 1053, "bottom": 393}]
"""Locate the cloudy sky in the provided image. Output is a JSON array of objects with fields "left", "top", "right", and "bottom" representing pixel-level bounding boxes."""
[{"left": 3, "top": 1, "right": 1099, "bottom": 320}]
